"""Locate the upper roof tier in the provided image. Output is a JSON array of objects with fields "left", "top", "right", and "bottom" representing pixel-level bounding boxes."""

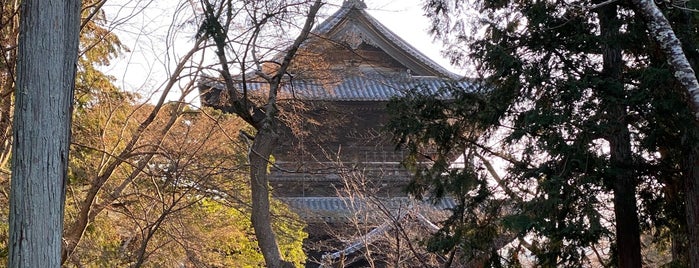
[{"left": 200, "top": 0, "right": 476, "bottom": 103}]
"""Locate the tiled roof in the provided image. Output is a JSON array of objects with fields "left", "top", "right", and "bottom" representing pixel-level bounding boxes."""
[
  {"left": 199, "top": 0, "right": 481, "bottom": 102},
  {"left": 278, "top": 196, "right": 455, "bottom": 223},
  {"left": 203, "top": 74, "right": 475, "bottom": 101}
]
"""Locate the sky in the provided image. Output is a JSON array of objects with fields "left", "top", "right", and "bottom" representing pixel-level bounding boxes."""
[{"left": 100, "top": 0, "right": 463, "bottom": 103}]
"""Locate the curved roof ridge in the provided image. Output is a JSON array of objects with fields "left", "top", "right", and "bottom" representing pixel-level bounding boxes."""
[
  {"left": 312, "top": 2, "right": 352, "bottom": 34},
  {"left": 341, "top": 0, "right": 367, "bottom": 9}
]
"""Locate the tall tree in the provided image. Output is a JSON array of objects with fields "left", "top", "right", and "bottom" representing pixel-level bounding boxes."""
[
  {"left": 51, "top": 1, "right": 308, "bottom": 264},
  {"left": 0, "top": 0, "right": 311, "bottom": 266},
  {"left": 8, "top": 0, "right": 81, "bottom": 266},
  {"left": 388, "top": 0, "right": 699, "bottom": 266},
  {"left": 198, "top": 0, "right": 322, "bottom": 266},
  {"left": 629, "top": 1, "right": 699, "bottom": 266},
  {"left": 598, "top": 3, "right": 642, "bottom": 266}
]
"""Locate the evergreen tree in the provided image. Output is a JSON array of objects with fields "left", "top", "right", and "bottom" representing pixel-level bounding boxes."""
[{"left": 388, "top": 0, "right": 699, "bottom": 266}]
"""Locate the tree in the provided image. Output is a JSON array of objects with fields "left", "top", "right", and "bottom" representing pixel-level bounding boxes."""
[
  {"left": 8, "top": 0, "right": 81, "bottom": 266},
  {"left": 62, "top": 1, "right": 310, "bottom": 265},
  {"left": 598, "top": 4, "right": 642, "bottom": 266},
  {"left": 14, "top": 1, "right": 313, "bottom": 265},
  {"left": 0, "top": 3, "right": 128, "bottom": 260},
  {"left": 388, "top": 0, "right": 699, "bottom": 266},
  {"left": 629, "top": 1, "right": 699, "bottom": 266},
  {"left": 0, "top": 0, "right": 311, "bottom": 266},
  {"left": 387, "top": 88, "right": 522, "bottom": 267},
  {"left": 60, "top": 37, "right": 209, "bottom": 261},
  {"left": 65, "top": 103, "right": 307, "bottom": 267},
  {"left": 197, "top": 0, "right": 322, "bottom": 266},
  {"left": 630, "top": 0, "right": 699, "bottom": 115},
  {"left": 0, "top": 1, "right": 21, "bottom": 171}
]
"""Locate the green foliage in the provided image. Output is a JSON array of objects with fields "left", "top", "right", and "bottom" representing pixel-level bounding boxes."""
[
  {"left": 388, "top": 0, "right": 699, "bottom": 266},
  {"left": 387, "top": 84, "right": 508, "bottom": 264},
  {"left": 75, "top": 0, "right": 130, "bottom": 108},
  {"left": 271, "top": 199, "right": 308, "bottom": 267},
  {"left": 64, "top": 194, "right": 307, "bottom": 268},
  {"left": 187, "top": 198, "right": 306, "bottom": 267},
  {"left": 196, "top": 198, "right": 264, "bottom": 266}
]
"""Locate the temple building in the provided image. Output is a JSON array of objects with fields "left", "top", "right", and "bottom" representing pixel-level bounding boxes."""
[
  {"left": 265, "top": 0, "right": 472, "bottom": 199},
  {"left": 201, "top": 0, "right": 475, "bottom": 266}
]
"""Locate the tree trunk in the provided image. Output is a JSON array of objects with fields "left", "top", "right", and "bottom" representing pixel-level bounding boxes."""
[
  {"left": 249, "top": 115, "right": 293, "bottom": 268},
  {"left": 609, "top": 125, "right": 643, "bottom": 268},
  {"left": 8, "top": 0, "right": 81, "bottom": 267},
  {"left": 598, "top": 3, "right": 643, "bottom": 267},
  {"left": 627, "top": 1, "right": 699, "bottom": 266}
]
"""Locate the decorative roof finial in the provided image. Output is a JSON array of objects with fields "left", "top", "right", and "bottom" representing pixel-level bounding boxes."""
[{"left": 342, "top": 0, "right": 367, "bottom": 9}]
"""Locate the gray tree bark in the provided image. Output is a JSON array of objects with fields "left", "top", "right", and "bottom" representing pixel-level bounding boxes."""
[
  {"left": 629, "top": 1, "right": 699, "bottom": 267},
  {"left": 248, "top": 119, "right": 289, "bottom": 267},
  {"left": 246, "top": 3, "right": 322, "bottom": 266},
  {"left": 630, "top": 0, "right": 699, "bottom": 117},
  {"left": 8, "top": 0, "right": 81, "bottom": 267}
]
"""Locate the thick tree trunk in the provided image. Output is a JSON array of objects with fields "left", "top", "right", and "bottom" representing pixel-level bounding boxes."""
[
  {"left": 609, "top": 126, "right": 643, "bottom": 268},
  {"left": 598, "top": 3, "right": 643, "bottom": 267},
  {"left": 628, "top": 1, "right": 699, "bottom": 266},
  {"left": 8, "top": 0, "right": 81, "bottom": 267},
  {"left": 249, "top": 116, "right": 294, "bottom": 268}
]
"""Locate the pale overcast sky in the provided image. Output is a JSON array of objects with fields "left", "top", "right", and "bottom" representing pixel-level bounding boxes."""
[{"left": 100, "top": 0, "right": 462, "bottom": 102}]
